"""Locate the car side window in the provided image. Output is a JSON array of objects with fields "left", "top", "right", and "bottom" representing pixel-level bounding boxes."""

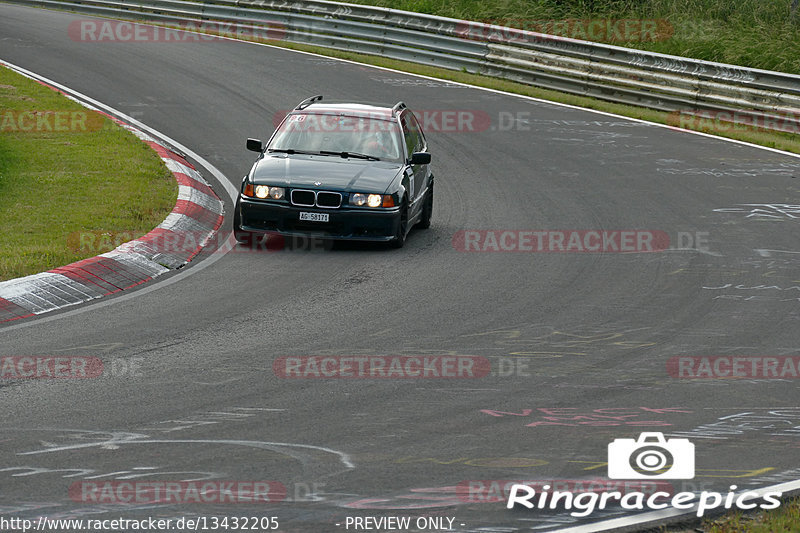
[
  {"left": 407, "top": 112, "right": 426, "bottom": 152},
  {"left": 400, "top": 112, "right": 422, "bottom": 160}
]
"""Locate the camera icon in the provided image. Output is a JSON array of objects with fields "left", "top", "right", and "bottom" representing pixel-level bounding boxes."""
[{"left": 608, "top": 432, "right": 694, "bottom": 479}]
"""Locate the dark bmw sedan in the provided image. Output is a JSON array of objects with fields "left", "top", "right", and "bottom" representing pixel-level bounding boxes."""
[{"left": 234, "top": 95, "right": 433, "bottom": 248}]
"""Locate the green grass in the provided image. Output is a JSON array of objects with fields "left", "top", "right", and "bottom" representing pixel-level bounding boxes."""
[
  {"left": 346, "top": 0, "right": 800, "bottom": 74},
  {"left": 663, "top": 496, "right": 800, "bottom": 532},
  {"left": 0, "top": 66, "right": 177, "bottom": 281}
]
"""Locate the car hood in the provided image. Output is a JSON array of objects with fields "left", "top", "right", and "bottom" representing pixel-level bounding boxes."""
[{"left": 250, "top": 154, "right": 402, "bottom": 193}]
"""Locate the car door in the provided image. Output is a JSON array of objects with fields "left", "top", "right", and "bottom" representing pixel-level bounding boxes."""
[{"left": 400, "top": 110, "right": 428, "bottom": 218}]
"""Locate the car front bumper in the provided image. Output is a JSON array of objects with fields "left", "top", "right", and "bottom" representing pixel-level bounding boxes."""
[{"left": 238, "top": 196, "right": 401, "bottom": 241}]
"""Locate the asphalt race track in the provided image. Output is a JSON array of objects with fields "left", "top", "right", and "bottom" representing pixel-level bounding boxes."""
[{"left": 2, "top": 4, "right": 800, "bottom": 531}]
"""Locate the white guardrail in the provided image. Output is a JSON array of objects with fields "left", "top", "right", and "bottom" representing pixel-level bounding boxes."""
[{"left": 7, "top": 0, "right": 800, "bottom": 132}]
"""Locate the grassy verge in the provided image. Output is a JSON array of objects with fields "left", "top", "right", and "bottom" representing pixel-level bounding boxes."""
[
  {"left": 347, "top": 0, "right": 800, "bottom": 74},
  {"left": 664, "top": 495, "right": 800, "bottom": 532},
  {"left": 0, "top": 66, "right": 177, "bottom": 281}
]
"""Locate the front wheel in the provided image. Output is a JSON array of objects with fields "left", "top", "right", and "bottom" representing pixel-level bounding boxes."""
[
  {"left": 390, "top": 201, "right": 408, "bottom": 249},
  {"left": 416, "top": 186, "right": 433, "bottom": 229}
]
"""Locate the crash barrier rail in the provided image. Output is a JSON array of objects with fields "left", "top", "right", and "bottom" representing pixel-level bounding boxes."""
[{"left": 7, "top": 0, "right": 800, "bottom": 133}]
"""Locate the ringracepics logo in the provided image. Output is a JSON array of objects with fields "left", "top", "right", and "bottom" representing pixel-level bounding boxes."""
[{"left": 506, "top": 432, "right": 782, "bottom": 517}]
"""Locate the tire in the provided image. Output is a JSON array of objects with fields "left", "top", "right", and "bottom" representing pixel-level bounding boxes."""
[
  {"left": 390, "top": 200, "right": 408, "bottom": 249},
  {"left": 416, "top": 185, "right": 433, "bottom": 229}
]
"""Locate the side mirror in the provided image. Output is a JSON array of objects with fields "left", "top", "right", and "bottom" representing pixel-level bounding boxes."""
[
  {"left": 410, "top": 152, "right": 431, "bottom": 165},
  {"left": 247, "top": 138, "right": 264, "bottom": 152}
]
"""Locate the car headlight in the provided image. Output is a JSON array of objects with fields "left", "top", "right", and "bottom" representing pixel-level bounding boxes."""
[
  {"left": 350, "top": 193, "right": 395, "bottom": 208},
  {"left": 254, "top": 185, "right": 285, "bottom": 200}
]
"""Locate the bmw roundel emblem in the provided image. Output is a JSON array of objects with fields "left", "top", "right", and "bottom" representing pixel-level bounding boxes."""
[{"left": 314, "top": 181, "right": 322, "bottom": 186}]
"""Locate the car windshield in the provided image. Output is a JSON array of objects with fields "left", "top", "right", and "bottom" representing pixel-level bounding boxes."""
[{"left": 268, "top": 113, "right": 403, "bottom": 161}]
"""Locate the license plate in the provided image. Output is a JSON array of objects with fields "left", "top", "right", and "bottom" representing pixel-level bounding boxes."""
[{"left": 299, "top": 212, "right": 329, "bottom": 222}]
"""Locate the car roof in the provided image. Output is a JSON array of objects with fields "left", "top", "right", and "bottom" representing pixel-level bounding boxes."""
[{"left": 292, "top": 102, "right": 399, "bottom": 120}]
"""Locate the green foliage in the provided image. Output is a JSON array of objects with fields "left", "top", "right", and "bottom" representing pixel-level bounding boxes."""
[{"left": 350, "top": 0, "right": 800, "bottom": 73}]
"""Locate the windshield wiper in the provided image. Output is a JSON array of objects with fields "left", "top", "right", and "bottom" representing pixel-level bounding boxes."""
[
  {"left": 267, "top": 148, "right": 319, "bottom": 155},
  {"left": 318, "top": 150, "right": 380, "bottom": 161}
]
